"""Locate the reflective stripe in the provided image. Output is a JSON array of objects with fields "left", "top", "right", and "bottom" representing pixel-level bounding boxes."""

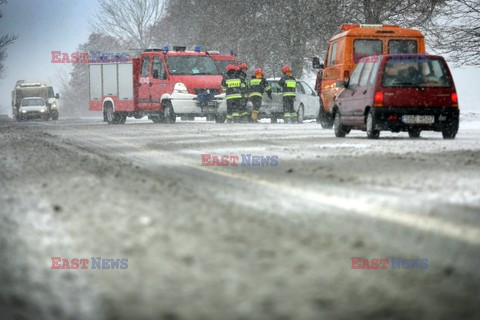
[
  {"left": 232, "top": 113, "right": 239, "bottom": 117},
  {"left": 248, "top": 92, "right": 263, "bottom": 98},
  {"left": 291, "top": 113, "right": 298, "bottom": 117},
  {"left": 241, "top": 112, "right": 249, "bottom": 116},
  {"left": 285, "top": 80, "right": 297, "bottom": 88},
  {"left": 249, "top": 79, "right": 262, "bottom": 86},
  {"left": 283, "top": 93, "right": 296, "bottom": 97},
  {"left": 226, "top": 94, "right": 242, "bottom": 100},
  {"left": 265, "top": 86, "right": 272, "bottom": 91},
  {"left": 226, "top": 79, "right": 241, "bottom": 88},
  {"left": 284, "top": 113, "right": 291, "bottom": 118},
  {"left": 226, "top": 115, "right": 233, "bottom": 119}
]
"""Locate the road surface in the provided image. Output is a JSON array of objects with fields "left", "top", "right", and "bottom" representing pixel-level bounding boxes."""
[{"left": 1, "top": 115, "right": 480, "bottom": 320}]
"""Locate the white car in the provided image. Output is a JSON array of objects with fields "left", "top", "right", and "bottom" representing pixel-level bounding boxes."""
[
  {"left": 256, "top": 79, "right": 320, "bottom": 123},
  {"left": 18, "top": 97, "right": 49, "bottom": 121}
]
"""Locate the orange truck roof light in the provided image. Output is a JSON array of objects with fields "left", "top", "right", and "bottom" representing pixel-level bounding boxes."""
[{"left": 340, "top": 24, "right": 400, "bottom": 31}]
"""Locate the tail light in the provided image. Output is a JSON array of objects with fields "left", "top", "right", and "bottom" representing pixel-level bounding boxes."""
[
  {"left": 374, "top": 91, "right": 383, "bottom": 107},
  {"left": 451, "top": 92, "right": 458, "bottom": 107}
]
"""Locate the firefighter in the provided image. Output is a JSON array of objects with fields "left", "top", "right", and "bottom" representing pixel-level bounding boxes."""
[
  {"left": 278, "top": 65, "right": 297, "bottom": 123},
  {"left": 248, "top": 68, "right": 272, "bottom": 122},
  {"left": 237, "top": 63, "right": 249, "bottom": 122},
  {"left": 222, "top": 64, "right": 243, "bottom": 123}
]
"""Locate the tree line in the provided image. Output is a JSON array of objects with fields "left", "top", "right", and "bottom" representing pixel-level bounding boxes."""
[{"left": 58, "top": 0, "right": 478, "bottom": 116}]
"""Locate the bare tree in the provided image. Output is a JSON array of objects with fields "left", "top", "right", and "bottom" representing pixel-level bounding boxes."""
[
  {"left": 92, "top": 0, "right": 166, "bottom": 48},
  {"left": 428, "top": 0, "right": 480, "bottom": 66},
  {"left": 0, "top": 0, "right": 17, "bottom": 78}
]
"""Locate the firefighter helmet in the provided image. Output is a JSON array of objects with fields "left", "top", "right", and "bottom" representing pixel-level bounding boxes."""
[
  {"left": 282, "top": 65, "right": 291, "bottom": 74},
  {"left": 226, "top": 64, "right": 236, "bottom": 72},
  {"left": 239, "top": 63, "right": 248, "bottom": 70},
  {"left": 255, "top": 68, "right": 263, "bottom": 76}
]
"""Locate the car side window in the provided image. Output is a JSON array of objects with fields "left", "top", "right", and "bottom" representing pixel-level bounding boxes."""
[
  {"left": 141, "top": 56, "right": 150, "bottom": 77},
  {"left": 302, "top": 82, "right": 314, "bottom": 95},
  {"left": 349, "top": 62, "right": 365, "bottom": 89},
  {"left": 296, "top": 82, "right": 306, "bottom": 94},
  {"left": 152, "top": 57, "right": 166, "bottom": 79},
  {"left": 359, "top": 62, "right": 375, "bottom": 86},
  {"left": 368, "top": 60, "right": 381, "bottom": 85}
]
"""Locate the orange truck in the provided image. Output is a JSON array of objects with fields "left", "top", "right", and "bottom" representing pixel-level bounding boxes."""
[{"left": 313, "top": 24, "right": 426, "bottom": 128}]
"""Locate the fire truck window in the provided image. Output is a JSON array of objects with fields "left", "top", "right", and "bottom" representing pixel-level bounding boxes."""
[
  {"left": 141, "top": 56, "right": 150, "bottom": 77},
  {"left": 152, "top": 57, "right": 166, "bottom": 79}
]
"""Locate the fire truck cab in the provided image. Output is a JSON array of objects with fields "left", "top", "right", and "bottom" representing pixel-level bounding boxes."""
[{"left": 89, "top": 46, "right": 227, "bottom": 124}]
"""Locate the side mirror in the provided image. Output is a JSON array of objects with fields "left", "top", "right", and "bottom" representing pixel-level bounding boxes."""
[
  {"left": 312, "top": 57, "right": 323, "bottom": 69},
  {"left": 55, "top": 93, "right": 60, "bottom": 99}
]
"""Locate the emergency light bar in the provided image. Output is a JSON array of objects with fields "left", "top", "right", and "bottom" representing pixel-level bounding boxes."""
[
  {"left": 340, "top": 24, "right": 400, "bottom": 31},
  {"left": 173, "top": 46, "right": 187, "bottom": 52},
  {"left": 20, "top": 83, "right": 43, "bottom": 87}
]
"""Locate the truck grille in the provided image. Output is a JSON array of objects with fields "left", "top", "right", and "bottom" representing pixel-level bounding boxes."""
[{"left": 195, "top": 88, "right": 219, "bottom": 95}]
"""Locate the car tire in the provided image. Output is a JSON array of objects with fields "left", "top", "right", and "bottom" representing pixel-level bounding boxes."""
[
  {"left": 408, "top": 128, "right": 421, "bottom": 138},
  {"left": 51, "top": 110, "right": 59, "bottom": 121},
  {"left": 271, "top": 116, "right": 277, "bottom": 124},
  {"left": 163, "top": 102, "right": 176, "bottom": 123},
  {"left": 105, "top": 103, "right": 120, "bottom": 124},
  {"left": 298, "top": 104, "right": 304, "bottom": 124},
  {"left": 317, "top": 98, "right": 333, "bottom": 129},
  {"left": 334, "top": 111, "right": 347, "bottom": 138},
  {"left": 215, "top": 115, "right": 226, "bottom": 123},
  {"left": 366, "top": 110, "right": 380, "bottom": 139},
  {"left": 118, "top": 113, "right": 127, "bottom": 124}
]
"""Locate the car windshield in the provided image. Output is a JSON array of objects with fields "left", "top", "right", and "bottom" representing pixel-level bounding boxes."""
[
  {"left": 382, "top": 57, "right": 452, "bottom": 88},
  {"left": 21, "top": 98, "right": 44, "bottom": 106},
  {"left": 165, "top": 56, "right": 219, "bottom": 75},
  {"left": 213, "top": 59, "right": 234, "bottom": 74}
]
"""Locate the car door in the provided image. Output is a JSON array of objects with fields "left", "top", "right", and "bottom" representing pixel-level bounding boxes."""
[
  {"left": 300, "top": 81, "right": 318, "bottom": 118},
  {"left": 295, "top": 81, "right": 306, "bottom": 114},
  {"left": 263, "top": 80, "right": 282, "bottom": 113},
  {"left": 354, "top": 58, "right": 381, "bottom": 124},
  {"left": 337, "top": 61, "right": 365, "bottom": 125}
]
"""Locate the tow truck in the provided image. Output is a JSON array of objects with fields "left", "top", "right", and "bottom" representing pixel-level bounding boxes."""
[{"left": 88, "top": 46, "right": 227, "bottom": 124}]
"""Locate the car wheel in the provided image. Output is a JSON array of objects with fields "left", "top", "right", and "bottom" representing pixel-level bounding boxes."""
[
  {"left": 366, "top": 110, "right": 380, "bottom": 139},
  {"left": 105, "top": 103, "right": 120, "bottom": 124},
  {"left": 215, "top": 115, "right": 226, "bottom": 123},
  {"left": 51, "top": 110, "right": 59, "bottom": 121},
  {"left": 442, "top": 120, "right": 458, "bottom": 139},
  {"left": 408, "top": 128, "right": 421, "bottom": 138},
  {"left": 163, "top": 102, "right": 176, "bottom": 123},
  {"left": 297, "top": 104, "right": 304, "bottom": 124},
  {"left": 118, "top": 113, "right": 127, "bottom": 124},
  {"left": 317, "top": 98, "right": 333, "bottom": 129},
  {"left": 334, "top": 111, "right": 347, "bottom": 138},
  {"left": 271, "top": 116, "right": 277, "bottom": 124}
]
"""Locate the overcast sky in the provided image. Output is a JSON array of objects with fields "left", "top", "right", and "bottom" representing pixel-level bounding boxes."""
[
  {"left": 0, "top": 0, "right": 478, "bottom": 115},
  {"left": 0, "top": 0, "right": 96, "bottom": 114}
]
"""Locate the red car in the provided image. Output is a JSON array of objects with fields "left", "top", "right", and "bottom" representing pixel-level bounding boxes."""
[{"left": 333, "top": 54, "right": 459, "bottom": 139}]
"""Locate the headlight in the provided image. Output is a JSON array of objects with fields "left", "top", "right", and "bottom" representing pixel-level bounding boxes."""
[
  {"left": 51, "top": 102, "right": 57, "bottom": 109},
  {"left": 21, "top": 109, "right": 27, "bottom": 113},
  {"left": 173, "top": 82, "right": 188, "bottom": 94},
  {"left": 40, "top": 109, "right": 46, "bottom": 113}
]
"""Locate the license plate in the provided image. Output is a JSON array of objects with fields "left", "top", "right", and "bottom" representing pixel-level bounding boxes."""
[{"left": 402, "top": 115, "right": 434, "bottom": 124}]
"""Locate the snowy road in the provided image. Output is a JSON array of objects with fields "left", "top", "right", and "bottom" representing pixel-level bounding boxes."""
[{"left": 1, "top": 116, "right": 480, "bottom": 320}]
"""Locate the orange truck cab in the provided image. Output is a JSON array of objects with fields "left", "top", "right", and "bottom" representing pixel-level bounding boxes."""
[{"left": 313, "top": 24, "right": 426, "bottom": 128}]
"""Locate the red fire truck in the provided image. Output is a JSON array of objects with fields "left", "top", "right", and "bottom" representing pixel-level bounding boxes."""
[{"left": 88, "top": 46, "right": 228, "bottom": 124}]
